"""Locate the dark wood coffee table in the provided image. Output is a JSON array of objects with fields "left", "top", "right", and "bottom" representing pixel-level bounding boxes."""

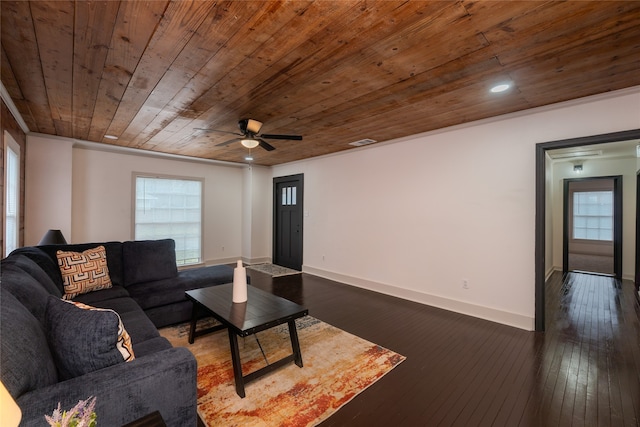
[{"left": 185, "top": 284, "right": 308, "bottom": 398}]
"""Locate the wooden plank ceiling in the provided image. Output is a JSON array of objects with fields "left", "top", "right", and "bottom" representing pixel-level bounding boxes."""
[{"left": 2, "top": 1, "right": 639, "bottom": 166}]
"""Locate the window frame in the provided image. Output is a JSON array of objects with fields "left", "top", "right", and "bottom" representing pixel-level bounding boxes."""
[
  {"left": 571, "top": 190, "right": 614, "bottom": 242},
  {"left": 3, "top": 131, "right": 20, "bottom": 257},
  {"left": 132, "top": 173, "right": 204, "bottom": 266}
]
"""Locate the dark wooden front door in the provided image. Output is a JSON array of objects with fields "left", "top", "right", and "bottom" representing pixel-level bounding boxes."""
[{"left": 273, "top": 174, "right": 303, "bottom": 270}]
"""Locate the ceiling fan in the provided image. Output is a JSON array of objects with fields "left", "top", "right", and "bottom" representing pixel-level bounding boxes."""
[{"left": 196, "top": 119, "right": 302, "bottom": 151}]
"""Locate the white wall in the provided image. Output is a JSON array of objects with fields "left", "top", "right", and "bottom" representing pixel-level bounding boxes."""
[
  {"left": 550, "top": 157, "right": 636, "bottom": 279},
  {"left": 241, "top": 165, "right": 272, "bottom": 264},
  {"left": 273, "top": 87, "right": 640, "bottom": 330},
  {"left": 23, "top": 87, "right": 640, "bottom": 330},
  {"left": 26, "top": 138, "right": 248, "bottom": 265},
  {"left": 25, "top": 134, "right": 73, "bottom": 244}
]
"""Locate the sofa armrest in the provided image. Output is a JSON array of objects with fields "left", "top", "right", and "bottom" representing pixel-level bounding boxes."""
[{"left": 16, "top": 347, "right": 197, "bottom": 427}]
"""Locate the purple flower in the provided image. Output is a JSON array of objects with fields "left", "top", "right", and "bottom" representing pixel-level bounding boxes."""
[{"left": 45, "top": 396, "right": 97, "bottom": 427}]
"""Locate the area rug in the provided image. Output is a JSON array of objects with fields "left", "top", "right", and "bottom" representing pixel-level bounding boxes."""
[
  {"left": 160, "top": 316, "right": 405, "bottom": 427},
  {"left": 246, "top": 263, "right": 302, "bottom": 277}
]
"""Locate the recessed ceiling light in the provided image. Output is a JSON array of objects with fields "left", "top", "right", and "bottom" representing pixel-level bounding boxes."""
[
  {"left": 490, "top": 83, "right": 511, "bottom": 93},
  {"left": 104, "top": 134, "right": 118, "bottom": 140},
  {"left": 348, "top": 138, "right": 377, "bottom": 147},
  {"left": 244, "top": 155, "right": 254, "bottom": 162}
]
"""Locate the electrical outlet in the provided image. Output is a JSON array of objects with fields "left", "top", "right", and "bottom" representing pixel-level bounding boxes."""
[{"left": 462, "top": 279, "right": 469, "bottom": 289}]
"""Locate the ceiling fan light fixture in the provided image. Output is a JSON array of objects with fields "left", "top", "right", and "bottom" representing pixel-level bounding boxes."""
[
  {"left": 241, "top": 138, "right": 260, "bottom": 149},
  {"left": 573, "top": 162, "right": 583, "bottom": 173}
]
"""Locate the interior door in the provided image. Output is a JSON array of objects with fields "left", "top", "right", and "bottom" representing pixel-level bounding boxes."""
[{"left": 273, "top": 174, "right": 303, "bottom": 270}]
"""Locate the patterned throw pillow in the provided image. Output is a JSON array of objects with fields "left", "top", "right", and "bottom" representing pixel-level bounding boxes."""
[
  {"left": 57, "top": 246, "right": 112, "bottom": 299},
  {"left": 45, "top": 297, "right": 135, "bottom": 380}
]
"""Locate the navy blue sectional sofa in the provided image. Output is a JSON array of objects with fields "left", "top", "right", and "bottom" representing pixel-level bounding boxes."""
[{"left": 0, "top": 239, "right": 236, "bottom": 426}]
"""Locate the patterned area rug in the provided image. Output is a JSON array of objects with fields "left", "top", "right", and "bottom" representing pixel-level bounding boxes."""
[
  {"left": 246, "top": 263, "right": 302, "bottom": 277},
  {"left": 160, "top": 316, "right": 405, "bottom": 427}
]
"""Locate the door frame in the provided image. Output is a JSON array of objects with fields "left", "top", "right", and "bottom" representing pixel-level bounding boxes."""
[
  {"left": 535, "top": 128, "right": 640, "bottom": 332},
  {"left": 562, "top": 176, "right": 623, "bottom": 279},
  {"left": 636, "top": 171, "right": 640, "bottom": 292},
  {"left": 272, "top": 173, "right": 304, "bottom": 270}
]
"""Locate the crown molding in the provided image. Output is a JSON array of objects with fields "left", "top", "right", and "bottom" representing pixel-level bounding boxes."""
[{"left": 0, "top": 81, "right": 30, "bottom": 134}]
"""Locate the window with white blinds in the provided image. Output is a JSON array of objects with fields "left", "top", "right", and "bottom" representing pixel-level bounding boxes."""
[
  {"left": 573, "top": 190, "right": 613, "bottom": 241},
  {"left": 4, "top": 132, "right": 20, "bottom": 256},
  {"left": 134, "top": 175, "right": 203, "bottom": 266}
]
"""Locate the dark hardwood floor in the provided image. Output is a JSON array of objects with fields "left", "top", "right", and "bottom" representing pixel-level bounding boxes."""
[{"left": 201, "top": 269, "right": 640, "bottom": 426}]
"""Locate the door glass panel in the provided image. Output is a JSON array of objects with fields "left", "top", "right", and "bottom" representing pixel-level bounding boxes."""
[{"left": 291, "top": 187, "right": 296, "bottom": 205}]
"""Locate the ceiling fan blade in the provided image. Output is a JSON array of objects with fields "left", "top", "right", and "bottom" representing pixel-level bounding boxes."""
[
  {"left": 216, "top": 138, "right": 240, "bottom": 147},
  {"left": 257, "top": 138, "right": 276, "bottom": 151},
  {"left": 260, "top": 134, "right": 303, "bottom": 140},
  {"left": 195, "top": 128, "right": 242, "bottom": 136}
]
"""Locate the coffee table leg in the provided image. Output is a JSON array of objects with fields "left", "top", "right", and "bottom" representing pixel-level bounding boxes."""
[
  {"left": 228, "top": 329, "right": 246, "bottom": 398},
  {"left": 188, "top": 303, "right": 198, "bottom": 344},
  {"left": 288, "top": 320, "right": 303, "bottom": 368}
]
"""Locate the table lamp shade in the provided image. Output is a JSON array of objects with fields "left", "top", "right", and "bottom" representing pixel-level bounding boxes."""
[
  {"left": 38, "top": 229, "right": 68, "bottom": 245},
  {"left": 0, "top": 381, "right": 21, "bottom": 427}
]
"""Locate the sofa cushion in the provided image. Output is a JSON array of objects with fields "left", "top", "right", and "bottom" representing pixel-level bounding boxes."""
[
  {"left": 1, "top": 254, "right": 62, "bottom": 297},
  {"left": 45, "top": 296, "right": 134, "bottom": 380},
  {"left": 179, "top": 264, "right": 235, "bottom": 290},
  {"left": 118, "top": 309, "right": 162, "bottom": 344},
  {"left": 123, "top": 239, "right": 178, "bottom": 286},
  {"left": 83, "top": 297, "right": 161, "bottom": 344},
  {"left": 71, "top": 285, "right": 130, "bottom": 305},
  {"left": 8, "top": 246, "right": 65, "bottom": 294},
  {"left": 132, "top": 336, "right": 173, "bottom": 357},
  {"left": 57, "top": 246, "right": 113, "bottom": 299},
  {"left": 126, "top": 276, "right": 187, "bottom": 310},
  {"left": 0, "top": 288, "right": 58, "bottom": 398},
  {"left": 0, "top": 263, "right": 53, "bottom": 324}
]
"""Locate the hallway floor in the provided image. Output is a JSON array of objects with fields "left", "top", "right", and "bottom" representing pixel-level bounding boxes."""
[{"left": 198, "top": 269, "right": 640, "bottom": 426}]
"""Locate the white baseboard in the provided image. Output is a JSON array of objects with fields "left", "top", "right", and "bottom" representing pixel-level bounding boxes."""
[
  {"left": 244, "top": 257, "right": 271, "bottom": 265},
  {"left": 302, "top": 265, "right": 535, "bottom": 331},
  {"left": 203, "top": 257, "right": 243, "bottom": 266},
  {"left": 202, "top": 257, "right": 271, "bottom": 266},
  {"left": 546, "top": 266, "right": 561, "bottom": 281}
]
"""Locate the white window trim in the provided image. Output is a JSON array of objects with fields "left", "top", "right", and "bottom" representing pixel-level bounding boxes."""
[
  {"left": 571, "top": 190, "right": 614, "bottom": 242},
  {"left": 4, "top": 131, "right": 20, "bottom": 257}
]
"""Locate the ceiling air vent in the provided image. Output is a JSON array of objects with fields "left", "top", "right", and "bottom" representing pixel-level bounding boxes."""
[
  {"left": 348, "top": 138, "right": 377, "bottom": 147},
  {"left": 548, "top": 150, "right": 602, "bottom": 160}
]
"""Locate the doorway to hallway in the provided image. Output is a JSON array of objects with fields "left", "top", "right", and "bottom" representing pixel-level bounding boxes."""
[{"left": 563, "top": 176, "right": 622, "bottom": 277}]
